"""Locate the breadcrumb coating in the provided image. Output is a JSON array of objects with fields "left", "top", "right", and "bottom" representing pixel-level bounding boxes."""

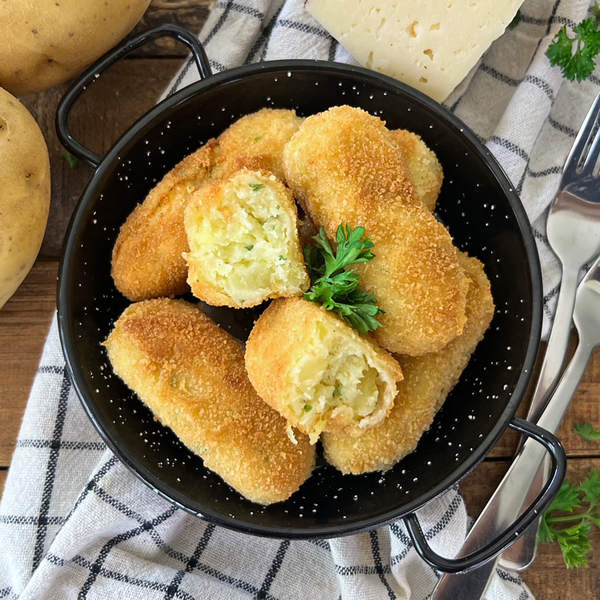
[
  {"left": 390, "top": 129, "right": 443, "bottom": 212},
  {"left": 104, "top": 298, "right": 315, "bottom": 505},
  {"left": 111, "top": 109, "right": 304, "bottom": 301},
  {"left": 111, "top": 141, "right": 216, "bottom": 301},
  {"left": 321, "top": 252, "right": 494, "bottom": 474},
  {"left": 283, "top": 106, "right": 469, "bottom": 356}
]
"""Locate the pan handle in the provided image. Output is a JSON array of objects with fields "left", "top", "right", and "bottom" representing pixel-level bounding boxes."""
[
  {"left": 56, "top": 24, "right": 212, "bottom": 168},
  {"left": 402, "top": 417, "right": 566, "bottom": 574}
]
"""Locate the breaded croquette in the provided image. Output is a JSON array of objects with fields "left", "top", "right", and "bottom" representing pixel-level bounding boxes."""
[
  {"left": 183, "top": 169, "right": 309, "bottom": 308},
  {"left": 390, "top": 129, "right": 443, "bottom": 212},
  {"left": 210, "top": 109, "right": 304, "bottom": 181},
  {"left": 245, "top": 297, "right": 403, "bottom": 444},
  {"left": 321, "top": 252, "right": 494, "bottom": 474},
  {"left": 103, "top": 298, "right": 315, "bottom": 505},
  {"left": 283, "top": 106, "right": 469, "bottom": 356},
  {"left": 111, "top": 109, "right": 304, "bottom": 302},
  {"left": 112, "top": 141, "right": 217, "bottom": 301}
]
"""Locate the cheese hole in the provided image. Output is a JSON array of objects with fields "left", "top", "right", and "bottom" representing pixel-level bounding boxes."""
[
  {"left": 419, "top": 77, "right": 428, "bottom": 84},
  {"left": 366, "top": 51, "right": 374, "bottom": 68},
  {"left": 423, "top": 48, "right": 434, "bottom": 60},
  {"left": 376, "top": 18, "right": 387, "bottom": 38},
  {"left": 430, "top": 23, "right": 441, "bottom": 31},
  {"left": 407, "top": 20, "right": 419, "bottom": 38}
]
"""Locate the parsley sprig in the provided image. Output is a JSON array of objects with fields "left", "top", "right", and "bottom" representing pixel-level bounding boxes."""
[
  {"left": 539, "top": 468, "right": 600, "bottom": 568},
  {"left": 546, "top": 3, "right": 600, "bottom": 82},
  {"left": 573, "top": 422, "right": 600, "bottom": 441},
  {"left": 304, "top": 224, "right": 385, "bottom": 335}
]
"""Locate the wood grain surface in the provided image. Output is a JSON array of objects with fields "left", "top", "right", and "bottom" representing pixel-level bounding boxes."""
[{"left": 2, "top": 1, "right": 600, "bottom": 598}]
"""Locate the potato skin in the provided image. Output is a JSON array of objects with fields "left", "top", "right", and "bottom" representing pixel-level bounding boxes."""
[
  {"left": 104, "top": 298, "right": 315, "bottom": 505},
  {"left": 0, "top": 0, "right": 151, "bottom": 95},
  {"left": 283, "top": 106, "right": 469, "bottom": 356},
  {"left": 0, "top": 88, "right": 50, "bottom": 309}
]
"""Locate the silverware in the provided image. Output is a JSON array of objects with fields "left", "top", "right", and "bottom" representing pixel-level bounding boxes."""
[
  {"left": 499, "top": 91, "right": 600, "bottom": 571},
  {"left": 431, "top": 251, "right": 600, "bottom": 600}
]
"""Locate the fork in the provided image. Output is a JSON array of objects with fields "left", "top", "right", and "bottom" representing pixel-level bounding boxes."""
[
  {"left": 432, "top": 251, "right": 600, "bottom": 599},
  {"left": 499, "top": 91, "right": 600, "bottom": 571},
  {"left": 428, "top": 93, "right": 600, "bottom": 598}
]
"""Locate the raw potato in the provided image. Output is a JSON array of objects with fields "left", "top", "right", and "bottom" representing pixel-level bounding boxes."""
[
  {"left": 0, "top": 88, "right": 50, "bottom": 309},
  {"left": 0, "top": 0, "right": 151, "bottom": 95}
]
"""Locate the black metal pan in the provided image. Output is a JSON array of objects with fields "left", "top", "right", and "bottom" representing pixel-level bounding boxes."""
[{"left": 55, "top": 24, "right": 565, "bottom": 572}]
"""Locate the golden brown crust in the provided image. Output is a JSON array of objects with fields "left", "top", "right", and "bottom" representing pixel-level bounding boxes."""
[
  {"left": 211, "top": 109, "right": 304, "bottom": 181},
  {"left": 390, "top": 129, "right": 443, "bottom": 212},
  {"left": 321, "top": 252, "right": 495, "bottom": 474},
  {"left": 111, "top": 109, "right": 304, "bottom": 301},
  {"left": 103, "top": 298, "right": 315, "bottom": 505},
  {"left": 283, "top": 106, "right": 469, "bottom": 356},
  {"left": 245, "top": 297, "right": 402, "bottom": 440},
  {"left": 111, "top": 141, "right": 217, "bottom": 301}
]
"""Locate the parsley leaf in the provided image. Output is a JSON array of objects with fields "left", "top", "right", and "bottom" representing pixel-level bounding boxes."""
[
  {"left": 63, "top": 151, "right": 79, "bottom": 168},
  {"left": 303, "top": 224, "right": 385, "bottom": 334},
  {"left": 573, "top": 422, "right": 600, "bottom": 441},
  {"left": 546, "top": 8, "right": 600, "bottom": 82},
  {"left": 547, "top": 481, "right": 581, "bottom": 513},
  {"left": 539, "top": 468, "right": 600, "bottom": 568},
  {"left": 509, "top": 9, "right": 522, "bottom": 29},
  {"left": 249, "top": 183, "right": 265, "bottom": 192},
  {"left": 580, "top": 469, "right": 600, "bottom": 509}
]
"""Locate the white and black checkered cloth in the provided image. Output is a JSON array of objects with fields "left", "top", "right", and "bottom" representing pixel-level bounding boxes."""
[{"left": 1, "top": 0, "right": 599, "bottom": 598}]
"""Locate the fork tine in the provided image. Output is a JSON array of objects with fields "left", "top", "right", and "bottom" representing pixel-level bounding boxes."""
[
  {"left": 581, "top": 120, "right": 600, "bottom": 177},
  {"left": 561, "top": 92, "right": 600, "bottom": 182}
]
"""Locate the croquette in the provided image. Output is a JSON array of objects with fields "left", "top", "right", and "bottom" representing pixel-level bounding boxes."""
[
  {"left": 390, "top": 129, "right": 443, "bottom": 211},
  {"left": 321, "top": 252, "right": 494, "bottom": 474},
  {"left": 184, "top": 169, "right": 309, "bottom": 308},
  {"left": 283, "top": 106, "right": 469, "bottom": 356},
  {"left": 103, "top": 298, "right": 316, "bottom": 505},
  {"left": 245, "top": 297, "right": 402, "bottom": 444},
  {"left": 111, "top": 109, "right": 304, "bottom": 301}
]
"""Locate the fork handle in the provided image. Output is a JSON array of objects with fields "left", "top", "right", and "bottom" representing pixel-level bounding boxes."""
[
  {"left": 432, "top": 342, "right": 591, "bottom": 598},
  {"left": 500, "top": 285, "right": 582, "bottom": 571},
  {"left": 505, "top": 341, "right": 595, "bottom": 567},
  {"left": 527, "top": 266, "right": 578, "bottom": 422}
]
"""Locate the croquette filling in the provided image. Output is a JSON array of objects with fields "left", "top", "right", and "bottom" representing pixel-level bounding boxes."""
[
  {"left": 288, "top": 322, "right": 389, "bottom": 442},
  {"left": 187, "top": 173, "right": 307, "bottom": 305}
]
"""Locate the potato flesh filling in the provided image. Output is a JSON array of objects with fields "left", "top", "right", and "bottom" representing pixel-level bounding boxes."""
[
  {"left": 188, "top": 178, "right": 306, "bottom": 304},
  {"left": 288, "top": 323, "right": 381, "bottom": 436}
]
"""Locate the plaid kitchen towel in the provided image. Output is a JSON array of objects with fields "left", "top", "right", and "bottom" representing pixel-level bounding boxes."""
[{"left": 2, "top": 0, "right": 600, "bottom": 599}]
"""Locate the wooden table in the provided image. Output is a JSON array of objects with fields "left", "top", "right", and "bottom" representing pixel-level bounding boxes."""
[{"left": 1, "top": 1, "right": 599, "bottom": 597}]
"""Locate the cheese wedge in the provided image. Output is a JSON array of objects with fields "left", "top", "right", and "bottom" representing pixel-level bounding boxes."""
[{"left": 306, "top": 0, "right": 523, "bottom": 102}]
